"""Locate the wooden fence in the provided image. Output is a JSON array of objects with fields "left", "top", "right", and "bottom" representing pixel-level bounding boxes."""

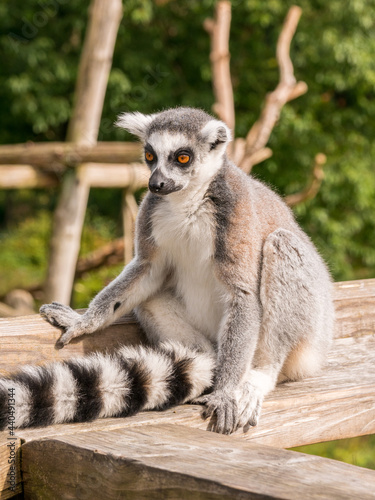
[{"left": 0, "top": 278, "right": 374, "bottom": 498}]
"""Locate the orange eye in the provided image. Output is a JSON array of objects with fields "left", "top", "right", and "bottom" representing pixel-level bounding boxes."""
[
  {"left": 145, "top": 151, "right": 154, "bottom": 162},
  {"left": 178, "top": 154, "right": 190, "bottom": 164}
]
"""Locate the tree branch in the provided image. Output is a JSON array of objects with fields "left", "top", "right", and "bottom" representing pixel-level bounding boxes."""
[
  {"left": 239, "top": 6, "right": 308, "bottom": 173},
  {"left": 204, "top": 1, "right": 235, "bottom": 144},
  {"left": 284, "top": 153, "right": 326, "bottom": 207}
]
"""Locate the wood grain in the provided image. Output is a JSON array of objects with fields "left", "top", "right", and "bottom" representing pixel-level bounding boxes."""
[
  {"left": 1, "top": 278, "right": 374, "bottom": 499},
  {"left": 333, "top": 279, "right": 375, "bottom": 338},
  {"left": 0, "top": 142, "right": 141, "bottom": 169},
  {"left": 0, "top": 278, "right": 373, "bottom": 371},
  {"left": 0, "top": 166, "right": 58, "bottom": 189},
  {"left": 21, "top": 424, "right": 375, "bottom": 500},
  {"left": 0, "top": 438, "right": 21, "bottom": 500},
  {"left": 0, "top": 313, "right": 146, "bottom": 374},
  {"left": 10, "top": 332, "right": 375, "bottom": 449}
]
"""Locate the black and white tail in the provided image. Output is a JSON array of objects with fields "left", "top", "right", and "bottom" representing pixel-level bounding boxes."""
[{"left": 0, "top": 342, "right": 215, "bottom": 430}]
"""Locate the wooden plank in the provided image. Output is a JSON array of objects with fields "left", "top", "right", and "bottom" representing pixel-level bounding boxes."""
[
  {"left": 0, "top": 313, "right": 146, "bottom": 374},
  {"left": 81, "top": 162, "right": 149, "bottom": 188},
  {"left": 0, "top": 278, "right": 373, "bottom": 372},
  {"left": 0, "top": 142, "right": 141, "bottom": 168},
  {"left": 0, "top": 163, "right": 149, "bottom": 190},
  {"left": 333, "top": 279, "right": 375, "bottom": 339},
  {"left": 0, "top": 277, "right": 373, "bottom": 448},
  {"left": 21, "top": 424, "right": 375, "bottom": 500},
  {"left": 11, "top": 332, "right": 375, "bottom": 449},
  {"left": 0, "top": 438, "right": 22, "bottom": 499}
]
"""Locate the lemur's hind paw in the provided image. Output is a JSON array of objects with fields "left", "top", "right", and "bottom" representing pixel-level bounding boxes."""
[{"left": 236, "top": 383, "right": 263, "bottom": 431}]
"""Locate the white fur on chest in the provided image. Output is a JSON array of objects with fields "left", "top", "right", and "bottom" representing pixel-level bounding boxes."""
[{"left": 151, "top": 196, "right": 226, "bottom": 339}]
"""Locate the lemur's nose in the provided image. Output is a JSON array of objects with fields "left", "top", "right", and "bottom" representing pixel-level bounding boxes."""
[
  {"left": 149, "top": 170, "right": 167, "bottom": 194},
  {"left": 149, "top": 180, "right": 164, "bottom": 193}
]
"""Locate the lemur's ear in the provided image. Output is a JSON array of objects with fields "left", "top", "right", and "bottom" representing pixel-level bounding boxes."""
[
  {"left": 200, "top": 119, "right": 232, "bottom": 150},
  {"left": 115, "top": 112, "right": 157, "bottom": 140}
]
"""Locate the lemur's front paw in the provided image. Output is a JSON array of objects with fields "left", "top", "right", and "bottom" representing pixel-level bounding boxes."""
[
  {"left": 40, "top": 302, "right": 80, "bottom": 329},
  {"left": 195, "top": 390, "right": 238, "bottom": 435},
  {"left": 40, "top": 302, "right": 82, "bottom": 349},
  {"left": 235, "top": 383, "right": 263, "bottom": 431}
]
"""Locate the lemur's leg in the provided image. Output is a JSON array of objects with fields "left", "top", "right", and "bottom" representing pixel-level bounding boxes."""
[
  {"left": 40, "top": 257, "right": 166, "bottom": 348},
  {"left": 135, "top": 291, "right": 215, "bottom": 355},
  {"left": 236, "top": 228, "right": 334, "bottom": 430}
]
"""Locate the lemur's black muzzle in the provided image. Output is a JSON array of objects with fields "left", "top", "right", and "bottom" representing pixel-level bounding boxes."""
[{"left": 148, "top": 169, "right": 181, "bottom": 195}]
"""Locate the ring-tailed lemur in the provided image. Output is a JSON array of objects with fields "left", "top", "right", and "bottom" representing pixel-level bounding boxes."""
[{"left": 0, "top": 107, "right": 334, "bottom": 434}]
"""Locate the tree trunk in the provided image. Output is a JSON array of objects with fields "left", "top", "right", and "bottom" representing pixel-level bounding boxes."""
[{"left": 44, "top": 0, "right": 123, "bottom": 304}]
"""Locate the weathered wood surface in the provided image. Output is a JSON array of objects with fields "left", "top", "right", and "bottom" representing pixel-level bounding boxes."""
[
  {"left": 0, "top": 166, "right": 58, "bottom": 189},
  {"left": 0, "top": 162, "right": 149, "bottom": 190},
  {"left": 0, "top": 142, "right": 141, "bottom": 169},
  {"left": 0, "top": 278, "right": 374, "bottom": 499},
  {"left": 12, "top": 329, "right": 375, "bottom": 449},
  {"left": 21, "top": 424, "right": 375, "bottom": 500},
  {"left": 0, "top": 438, "right": 22, "bottom": 500},
  {"left": 0, "top": 279, "right": 373, "bottom": 371},
  {"left": 0, "top": 313, "right": 146, "bottom": 374},
  {"left": 80, "top": 162, "right": 148, "bottom": 189},
  {"left": 333, "top": 278, "right": 375, "bottom": 338}
]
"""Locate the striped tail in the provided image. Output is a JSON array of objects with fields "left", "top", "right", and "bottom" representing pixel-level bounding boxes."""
[{"left": 0, "top": 342, "right": 215, "bottom": 430}]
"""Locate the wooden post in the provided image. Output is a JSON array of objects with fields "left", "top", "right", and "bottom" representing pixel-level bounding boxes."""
[
  {"left": 44, "top": 0, "right": 123, "bottom": 304},
  {"left": 122, "top": 189, "right": 138, "bottom": 265}
]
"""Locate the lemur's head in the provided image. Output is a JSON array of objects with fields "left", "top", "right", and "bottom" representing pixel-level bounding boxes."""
[{"left": 116, "top": 107, "right": 231, "bottom": 196}]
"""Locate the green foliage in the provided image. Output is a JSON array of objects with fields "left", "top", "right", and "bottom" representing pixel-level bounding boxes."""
[
  {"left": 291, "top": 434, "right": 375, "bottom": 470},
  {"left": 0, "top": 210, "right": 51, "bottom": 295},
  {"left": 0, "top": 202, "right": 121, "bottom": 304},
  {"left": 1, "top": 0, "right": 375, "bottom": 282}
]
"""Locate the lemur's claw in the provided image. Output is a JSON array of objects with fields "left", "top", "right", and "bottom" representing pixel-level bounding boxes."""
[
  {"left": 195, "top": 391, "right": 238, "bottom": 435},
  {"left": 55, "top": 339, "right": 65, "bottom": 350},
  {"left": 55, "top": 327, "right": 78, "bottom": 349},
  {"left": 40, "top": 303, "right": 84, "bottom": 348},
  {"left": 236, "top": 383, "right": 263, "bottom": 431}
]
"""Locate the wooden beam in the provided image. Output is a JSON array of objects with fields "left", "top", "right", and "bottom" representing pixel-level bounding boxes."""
[
  {"left": 333, "top": 278, "right": 375, "bottom": 338},
  {"left": 0, "top": 165, "right": 58, "bottom": 189},
  {"left": 0, "top": 279, "right": 372, "bottom": 371},
  {"left": 80, "top": 162, "right": 148, "bottom": 188},
  {"left": 0, "top": 163, "right": 149, "bottom": 190},
  {"left": 0, "top": 438, "right": 22, "bottom": 500},
  {"left": 0, "top": 279, "right": 374, "bottom": 451},
  {"left": 0, "top": 313, "right": 146, "bottom": 374},
  {"left": 21, "top": 425, "right": 375, "bottom": 499},
  {"left": 12, "top": 330, "right": 375, "bottom": 449},
  {"left": 0, "top": 142, "right": 142, "bottom": 169}
]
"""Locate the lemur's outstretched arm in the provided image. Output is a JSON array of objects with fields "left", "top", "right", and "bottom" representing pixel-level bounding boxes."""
[{"left": 40, "top": 255, "right": 165, "bottom": 348}]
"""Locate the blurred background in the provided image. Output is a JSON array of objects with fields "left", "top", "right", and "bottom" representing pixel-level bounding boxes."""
[{"left": 0, "top": 0, "right": 374, "bottom": 468}]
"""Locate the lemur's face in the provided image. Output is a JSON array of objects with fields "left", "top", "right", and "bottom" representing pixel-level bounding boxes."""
[
  {"left": 116, "top": 108, "right": 231, "bottom": 196},
  {"left": 143, "top": 131, "right": 197, "bottom": 195}
]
